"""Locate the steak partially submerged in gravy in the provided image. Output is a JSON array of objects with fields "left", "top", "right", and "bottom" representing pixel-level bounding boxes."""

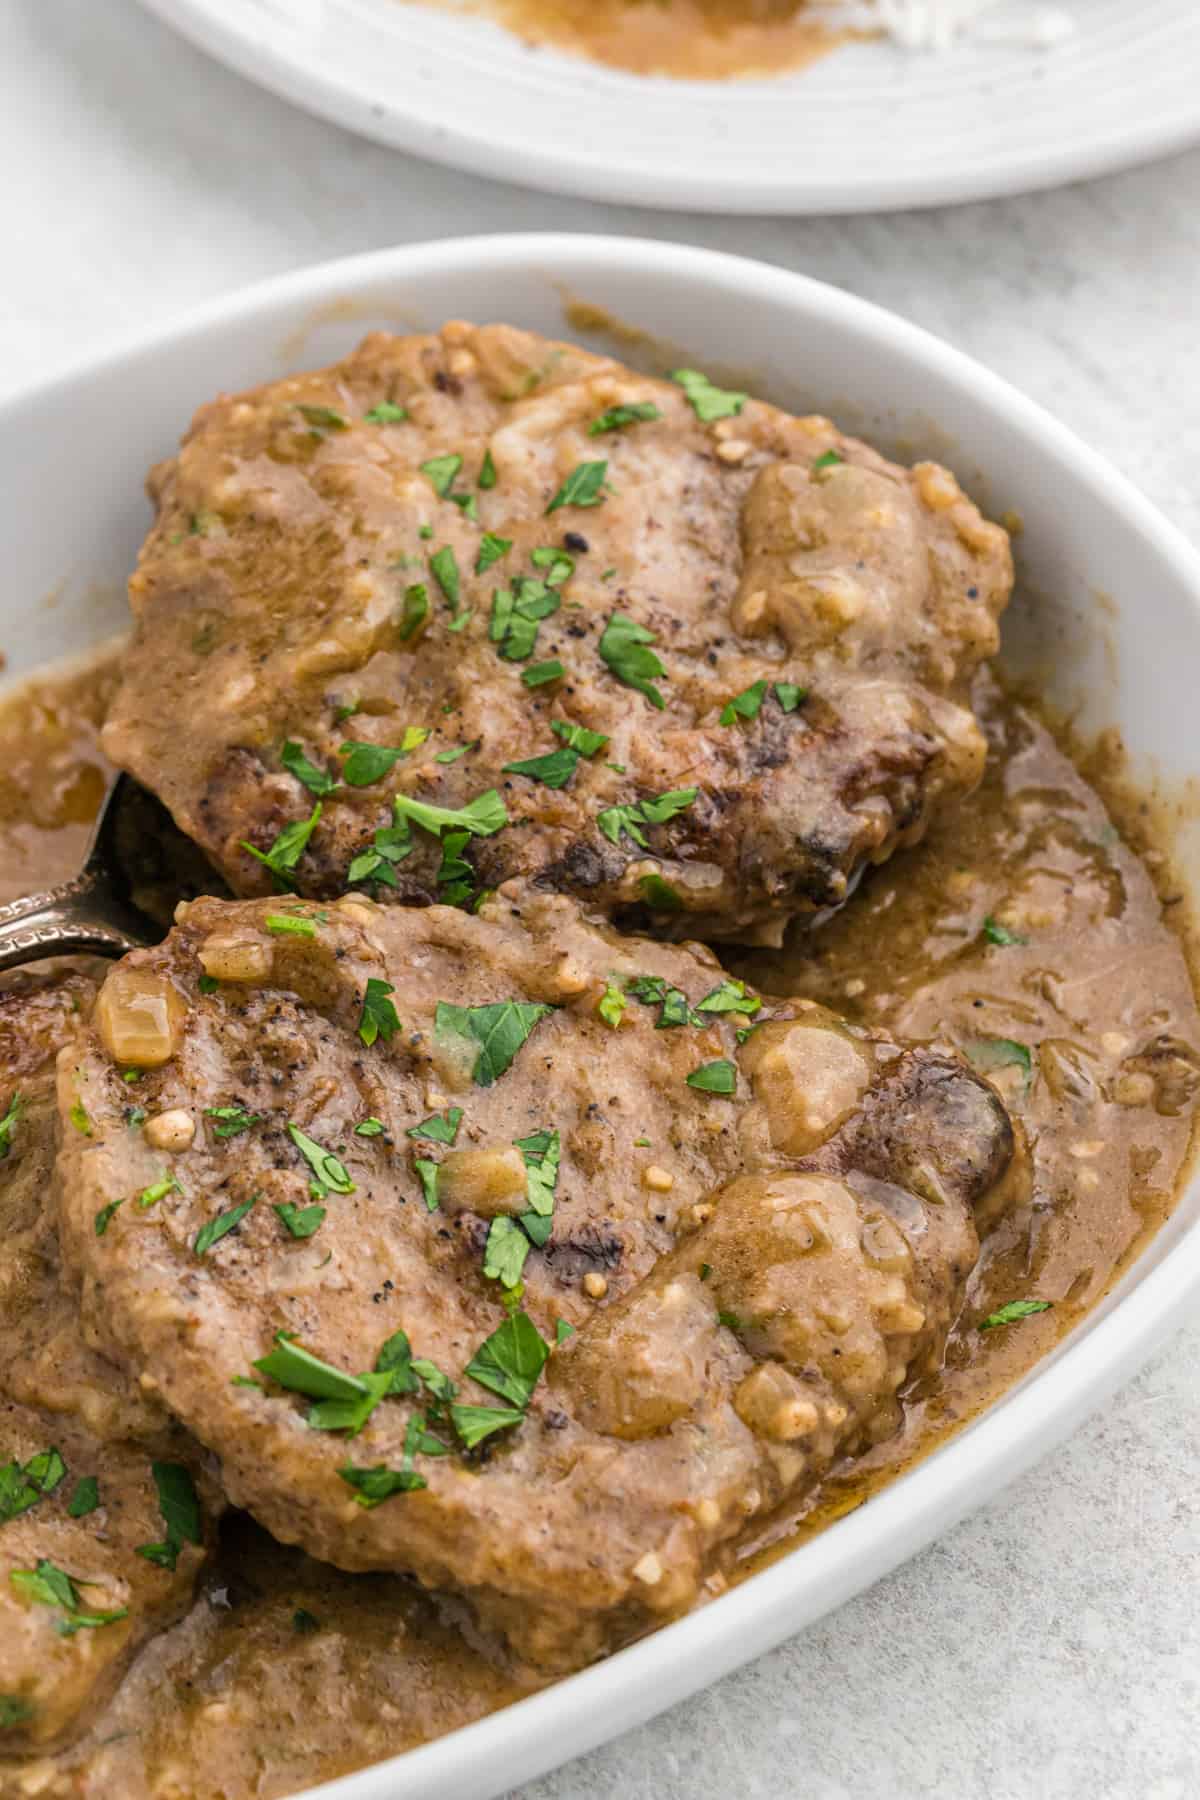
[
  {"left": 55, "top": 888, "right": 1013, "bottom": 1670},
  {"left": 102, "top": 323, "right": 1011, "bottom": 944},
  {"left": 0, "top": 974, "right": 215, "bottom": 1752}
]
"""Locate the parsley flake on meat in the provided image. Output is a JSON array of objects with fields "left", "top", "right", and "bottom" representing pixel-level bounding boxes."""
[
  {"left": 420, "top": 453, "right": 463, "bottom": 497},
  {"left": 478, "top": 449, "right": 498, "bottom": 489},
  {"left": 348, "top": 821, "right": 413, "bottom": 889},
  {"left": 0, "top": 1092, "right": 23, "bottom": 1158},
  {"left": 406, "top": 1108, "right": 463, "bottom": 1145},
  {"left": 490, "top": 580, "right": 560, "bottom": 661},
  {"left": 281, "top": 740, "right": 339, "bottom": 796},
  {"left": 0, "top": 1448, "right": 66, "bottom": 1523},
  {"left": 204, "top": 1106, "right": 263, "bottom": 1140},
  {"left": 550, "top": 719, "right": 609, "bottom": 757},
  {"left": 983, "top": 916, "right": 1028, "bottom": 947},
  {"left": 502, "top": 746, "right": 580, "bottom": 789},
  {"left": 340, "top": 730, "right": 428, "bottom": 787},
  {"left": 546, "top": 460, "right": 608, "bottom": 514},
  {"left": 588, "top": 402, "right": 661, "bottom": 435},
  {"left": 66, "top": 1476, "right": 99, "bottom": 1519},
  {"left": 363, "top": 401, "right": 407, "bottom": 424},
  {"left": 465, "top": 1310, "right": 550, "bottom": 1409},
  {"left": 475, "top": 533, "right": 511, "bottom": 575},
  {"left": 694, "top": 978, "right": 761, "bottom": 1018},
  {"left": 296, "top": 404, "right": 348, "bottom": 433},
  {"left": 483, "top": 1216, "right": 530, "bottom": 1289},
  {"left": 241, "top": 803, "right": 321, "bottom": 889},
  {"left": 597, "top": 787, "right": 697, "bottom": 849},
  {"left": 812, "top": 449, "right": 843, "bottom": 472},
  {"left": 9, "top": 1560, "right": 128, "bottom": 1636},
  {"left": 522, "top": 659, "right": 564, "bottom": 687},
  {"left": 287, "top": 1124, "right": 355, "bottom": 1196},
  {"left": 275, "top": 1201, "right": 326, "bottom": 1240},
  {"left": 670, "top": 368, "right": 747, "bottom": 423},
  {"left": 979, "top": 1299, "right": 1052, "bottom": 1331},
  {"left": 598, "top": 980, "right": 626, "bottom": 1028},
  {"left": 136, "top": 1462, "right": 203, "bottom": 1570},
  {"left": 598, "top": 612, "right": 667, "bottom": 709},
  {"left": 392, "top": 788, "right": 508, "bottom": 839},
  {"left": 193, "top": 1196, "right": 256, "bottom": 1258},
  {"left": 398, "top": 583, "right": 429, "bottom": 641},
  {"left": 686, "top": 1059, "right": 738, "bottom": 1095},
  {"left": 414, "top": 1158, "right": 440, "bottom": 1211},
  {"left": 434, "top": 1000, "right": 555, "bottom": 1087},
  {"left": 358, "top": 977, "right": 401, "bottom": 1047}
]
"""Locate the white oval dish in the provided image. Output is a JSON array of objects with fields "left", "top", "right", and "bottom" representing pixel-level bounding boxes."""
[
  {"left": 133, "top": 0, "right": 1200, "bottom": 214},
  {"left": 3, "top": 235, "right": 1198, "bottom": 1799}
]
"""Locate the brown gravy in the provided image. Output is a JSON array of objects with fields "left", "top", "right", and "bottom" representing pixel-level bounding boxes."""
[
  {"left": 2, "top": 654, "right": 1197, "bottom": 1797},
  {"left": 417, "top": 0, "right": 846, "bottom": 81}
]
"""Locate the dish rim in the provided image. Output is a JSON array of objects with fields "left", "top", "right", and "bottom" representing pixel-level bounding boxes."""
[
  {"left": 4, "top": 232, "right": 1200, "bottom": 1800},
  {"left": 133, "top": 0, "right": 1200, "bottom": 215}
]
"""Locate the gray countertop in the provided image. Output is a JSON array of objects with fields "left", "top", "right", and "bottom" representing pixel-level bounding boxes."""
[{"left": 4, "top": 4, "right": 1198, "bottom": 1794}]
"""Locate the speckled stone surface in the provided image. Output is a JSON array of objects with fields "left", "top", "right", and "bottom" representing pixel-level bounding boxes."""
[{"left": 2, "top": 5, "right": 1198, "bottom": 1793}]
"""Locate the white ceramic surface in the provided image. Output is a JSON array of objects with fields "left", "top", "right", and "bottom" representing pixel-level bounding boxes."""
[
  {"left": 132, "top": 0, "right": 1200, "bottom": 214},
  {"left": 3, "top": 233, "right": 1199, "bottom": 1799}
]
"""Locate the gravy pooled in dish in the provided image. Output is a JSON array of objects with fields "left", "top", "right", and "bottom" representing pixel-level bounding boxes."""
[{"left": 0, "top": 327, "right": 1196, "bottom": 1798}]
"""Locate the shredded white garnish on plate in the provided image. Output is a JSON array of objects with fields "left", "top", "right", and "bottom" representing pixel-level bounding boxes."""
[{"left": 823, "top": 1, "right": 1076, "bottom": 50}]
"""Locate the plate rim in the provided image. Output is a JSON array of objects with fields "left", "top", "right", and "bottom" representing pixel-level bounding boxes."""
[
  {"left": 5, "top": 232, "right": 1200, "bottom": 1798},
  {"left": 133, "top": 0, "right": 1200, "bottom": 213}
]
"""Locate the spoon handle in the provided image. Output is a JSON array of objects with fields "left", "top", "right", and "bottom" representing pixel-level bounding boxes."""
[{"left": 0, "top": 873, "right": 149, "bottom": 973}]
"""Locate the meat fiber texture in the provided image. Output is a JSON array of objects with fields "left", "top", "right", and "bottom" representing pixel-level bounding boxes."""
[
  {"left": 56, "top": 886, "right": 1014, "bottom": 1671},
  {"left": 102, "top": 322, "right": 1012, "bottom": 946}
]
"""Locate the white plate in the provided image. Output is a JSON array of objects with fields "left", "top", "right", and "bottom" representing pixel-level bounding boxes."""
[
  {"left": 134, "top": 0, "right": 1200, "bottom": 213},
  {"left": 3, "top": 234, "right": 1199, "bottom": 1799}
]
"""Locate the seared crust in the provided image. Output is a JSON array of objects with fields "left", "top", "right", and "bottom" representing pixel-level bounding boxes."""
[{"left": 102, "top": 323, "right": 1011, "bottom": 944}]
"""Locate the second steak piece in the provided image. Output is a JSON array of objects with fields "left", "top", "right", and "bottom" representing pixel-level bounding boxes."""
[
  {"left": 55, "top": 886, "right": 1015, "bottom": 1671},
  {"left": 102, "top": 322, "right": 1012, "bottom": 943}
]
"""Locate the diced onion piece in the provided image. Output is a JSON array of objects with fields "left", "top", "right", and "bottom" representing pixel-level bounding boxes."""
[{"left": 96, "top": 967, "right": 185, "bottom": 1068}]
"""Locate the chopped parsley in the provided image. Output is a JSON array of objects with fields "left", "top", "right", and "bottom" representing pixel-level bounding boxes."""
[
  {"left": 478, "top": 449, "right": 498, "bottom": 489},
  {"left": 588, "top": 402, "right": 661, "bottom": 435},
  {"left": 502, "top": 746, "right": 580, "bottom": 789},
  {"left": 398, "top": 582, "right": 429, "bottom": 641},
  {"left": 465, "top": 1310, "right": 550, "bottom": 1409},
  {"left": 483, "top": 1216, "right": 530, "bottom": 1289},
  {"left": 136, "top": 1463, "right": 202, "bottom": 1570},
  {"left": 136, "top": 1174, "right": 180, "bottom": 1210},
  {"left": 297, "top": 403, "right": 348, "bottom": 432},
  {"left": 686, "top": 1059, "right": 738, "bottom": 1095},
  {"left": 9, "top": 1560, "right": 128, "bottom": 1635},
  {"left": 598, "top": 612, "right": 666, "bottom": 709},
  {"left": 546, "top": 460, "right": 607, "bottom": 514},
  {"left": 265, "top": 912, "right": 317, "bottom": 938},
  {"left": 0, "top": 1092, "right": 23, "bottom": 1158},
  {"left": 695, "top": 978, "right": 761, "bottom": 1019},
  {"left": 434, "top": 741, "right": 477, "bottom": 765},
  {"left": 476, "top": 533, "right": 512, "bottom": 575},
  {"left": 598, "top": 980, "right": 626, "bottom": 1028},
  {"left": 490, "top": 580, "right": 560, "bottom": 661},
  {"left": 340, "top": 730, "right": 428, "bottom": 787},
  {"left": 193, "top": 1196, "right": 256, "bottom": 1258},
  {"left": 204, "top": 1106, "right": 263, "bottom": 1140},
  {"left": 406, "top": 1108, "right": 463, "bottom": 1145},
  {"left": 348, "top": 820, "right": 413, "bottom": 889},
  {"left": 355, "top": 1118, "right": 386, "bottom": 1137},
  {"left": 670, "top": 368, "right": 747, "bottom": 423},
  {"left": 275, "top": 1201, "right": 326, "bottom": 1239},
  {"left": 94, "top": 1199, "right": 123, "bottom": 1237},
  {"left": 982, "top": 916, "right": 1028, "bottom": 947},
  {"left": 530, "top": 546, "right": 575, "bottom": 587},
  {"left": 555, "top": 1319, "right": 574, "bottom": 1345},
  {"left": 281, "top": 740, "right": 339, "bottom": 797},
  {"left": 447, "top": 1403, "right": 526, "bottom": 1450},
  {"left": 967, "top": 1039, "right": 1033, "bottom": 1077},
  {"left": 293, "top": 1607, "right": 322, "bottom": 1632},
  {"left": 719, "top": 679, "right": 807, "bottom": 724},
  {"left": 338, "top": 1463, "right": 426, "bottom": 1507},
  {"left": 364, "top": 401, "right": 408, "bottom": 424},
  {"left": 420, "top": 453, "right": 463, "bottom": 497},
  {"left": 639, "top": 873, "right": 683, "bottom": 911},
  {"left": 392, "top": 788, "right": 507, "bottom": 839},
  {"left": 434, "top": 1000, "right": 554, "bottom": 1087},
  {"left": 254, "top": 1334, "right": 388, "bottom": 1435},
  {"left": 598, "top": 787, "right": 697, "bottom": 849},
  {"left": 413, "top": 1158, "right": 440, "bottom": 1211},
  {"left": 812, "top": 449, "right": 843, "bottom": 472},
  {"left": 980, "top": 1299, "right": 1052, "bottom": 1331},
  {"left": 430, "top": 545, "right": 469, "bottom": 628},
  {"left": 67, "top": 1476, "right": 99, "bottom": 1519},
  {"left": 550, "top": 719, "right": 609, "bottom": 757},
  {"left": 522, "top": 659, "right": 564, "bottom": 687},
  {"left": 626, "top": 976, "right": 695, "bottom": 1029},
  {"left": 198, "top": 974, "right": 220, "bottom": 994},
  {"left": 68, "top": 1101, "right": 91, "bottom": 1137},
  {"left": 358, "top": 977, "right": 401, "bottom": 1047},
  {"left": 0, "top": 1696, "right": 34, "bottom": 1730},
  {"left": 437, "top": 828, "right": 475, "bottom": 907},
  {"left": 287, "top": 1124, "right": 354, "bottom": 1196},
  {"left": 307, "top": 1370, "right": 393, "bottom": 1437},
  {"left": 241, "top": 802, "right": 321, "bottom": 889},
  {"left": 0, "top": 1448, "right": 66, "bottom": 1523}
]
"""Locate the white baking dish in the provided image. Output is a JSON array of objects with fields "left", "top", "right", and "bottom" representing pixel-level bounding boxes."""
[{"left": 3, "top": 235, "right": 1197, "bottom": 1800}]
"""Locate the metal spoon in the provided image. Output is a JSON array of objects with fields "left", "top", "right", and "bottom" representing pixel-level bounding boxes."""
[{"left": 0, "top": 776, "right": 175, "bottom": 973}]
